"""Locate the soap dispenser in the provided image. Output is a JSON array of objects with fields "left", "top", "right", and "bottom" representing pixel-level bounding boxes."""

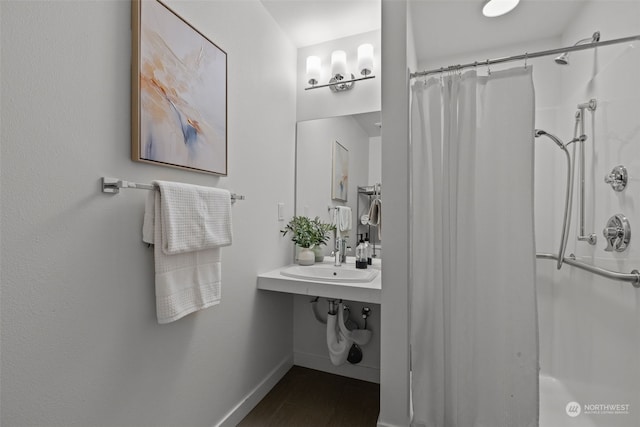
[
  {"left": 364, "top": 233, "right": 372, "bottom": 265},
  {"left": 356, "top": 234, "right": 368, "bottom": 269}
]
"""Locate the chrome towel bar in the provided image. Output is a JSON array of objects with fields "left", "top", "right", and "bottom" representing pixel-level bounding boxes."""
[
  {"left": 536, "top": 252, "right": 640, "bottom": 288},
  {"left": 101, "top": 177, "right": 245, "bottom": 203}
]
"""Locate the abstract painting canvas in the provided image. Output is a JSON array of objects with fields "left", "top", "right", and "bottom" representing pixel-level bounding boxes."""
[
  {"left": 132, "top": 0, "right": 227, "bottom": 175},
  {"left": 332, "top": 141, "right": 349, "bottom": 202}
]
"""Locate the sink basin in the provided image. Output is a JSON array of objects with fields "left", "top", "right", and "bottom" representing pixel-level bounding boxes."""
[
  {"left": 258, "top": 260, "right": 381, "bottom": 303},
  {"left": 280, "top": 264, "right": 379, "bottom": 283}
]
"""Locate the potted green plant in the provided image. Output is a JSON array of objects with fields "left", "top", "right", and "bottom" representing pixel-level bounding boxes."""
[
  {"left": 281, "top": 216, "right": 316, "bottom": 265},
  {"left": 281, "top": 216, "right": 335, "bottom": 265},
  {"left": 310, "top": 217, "right": 335, "bottom": 262}
]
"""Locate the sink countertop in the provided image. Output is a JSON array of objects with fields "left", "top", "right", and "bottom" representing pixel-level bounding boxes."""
[{"left": 257, "top": 257, "right": 381, "bottom": 304}]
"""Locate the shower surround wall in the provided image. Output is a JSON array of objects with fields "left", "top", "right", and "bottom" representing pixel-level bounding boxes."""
[
  {"left": 537, "top": 2, "right": 640, "bottom": 426},
  {"left": 1, "top": 1, "right": 297, "bottom": 426},
  {"left": 414, "top": 2, "right": 640, "bottom": 426}
]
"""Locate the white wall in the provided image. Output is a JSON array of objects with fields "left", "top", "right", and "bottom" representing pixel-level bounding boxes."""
[
  {"left": 0, "top": 1, "right": 297, "bottom": 426},
  {"left": 368, "top": 136, "right": 382, "bottom": 186},
  {"left": 297, "top": 30, "right": 382, "bottom": 122},
  {"left": 378, "top": 0, "right": 413, "bottom": 425}
]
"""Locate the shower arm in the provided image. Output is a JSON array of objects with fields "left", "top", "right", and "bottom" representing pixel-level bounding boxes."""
[{"left": 575, "top": 100, "right": 598, "bottom": 245}]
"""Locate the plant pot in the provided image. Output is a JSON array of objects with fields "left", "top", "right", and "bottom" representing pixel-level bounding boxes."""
[
  {"left": 312, "top": 245, "right": 325, "bottom": 262},
  {"left": 297, "top": 247, "right": 315, "bottom": 266}
]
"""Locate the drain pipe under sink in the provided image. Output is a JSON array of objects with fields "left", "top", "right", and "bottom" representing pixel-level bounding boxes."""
[{"left": 326, "top": 301, "right": 373, "bottom": 366}]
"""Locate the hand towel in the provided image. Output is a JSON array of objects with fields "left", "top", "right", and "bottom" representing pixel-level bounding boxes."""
[
  {"left": 331, "top": 206, "right": 352, "bottom": 238},
  {"left": 154, "top": 180, "right": 232, "bottom": 254},
  {"left": 338, "top": 206, "right": 352, "bottom": 232},
  {"left": 142, "top": 181, "right": 232, "bottom": 324},
  {"left": 142, "top": 191, "right": 155, "bottom": 244},
  {"left": 368, "top": 198, "right": 382, "bottom": 240}
]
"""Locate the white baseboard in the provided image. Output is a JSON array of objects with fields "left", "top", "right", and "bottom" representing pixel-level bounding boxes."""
[
  {"left": 377, "top": 421, "right": 409, "bottom": 427},
  {"left": 294, "top": 351, "right": 380, "bottom": 384},
  {"left": 214, "top": 355, "right": 293, "bottom": 427}
]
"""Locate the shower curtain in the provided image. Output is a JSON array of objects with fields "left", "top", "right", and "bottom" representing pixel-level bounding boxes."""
[{"left": 410, "top": 67, "right": 538, "bottom": 427}]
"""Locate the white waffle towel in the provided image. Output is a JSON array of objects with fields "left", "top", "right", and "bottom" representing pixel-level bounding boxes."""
[
  {"left": 331, "top": 206, "right": 352, "bottom": 237},
  {"left": 143, "top": 181, "right": 232, "bottom": 324}
]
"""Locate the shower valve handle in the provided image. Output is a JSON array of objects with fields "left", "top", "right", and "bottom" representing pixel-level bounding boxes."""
[
  {"left": 603, "top": 229, "right": 624, "bottom": 252},
  {"left": 604, "top": 165, "right": 628, "bottom": 192},
  {"left": 603, "top": 214, "right": 631, "bottom": 252}
]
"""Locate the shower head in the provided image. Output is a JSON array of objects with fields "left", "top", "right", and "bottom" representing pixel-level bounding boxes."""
[
  {"left": 554, "top": 31, "right": 601, "bottom": 66},
  {"left": 554, "top": 53, "right": 569, "bottom": 65},
  {"left": 534, "top": 129, "right": 566, "bottom": 150}
]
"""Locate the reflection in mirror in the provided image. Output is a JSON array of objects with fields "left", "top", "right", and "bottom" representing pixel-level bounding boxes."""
[{"left": 295, "top": 111, "right": 381, "bottom": 259}]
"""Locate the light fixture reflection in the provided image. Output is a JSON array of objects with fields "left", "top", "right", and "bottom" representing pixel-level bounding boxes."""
[{"left": 357, "top": 43, "right": 374, "bottom": 76}]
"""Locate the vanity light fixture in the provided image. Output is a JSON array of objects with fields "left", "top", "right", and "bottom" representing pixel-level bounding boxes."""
[
  {"left": 482, "top": 0, "right": 520, "bottom": 18},
  {"left": 305, "top": 43, "right": 376, "bottom": 92}
]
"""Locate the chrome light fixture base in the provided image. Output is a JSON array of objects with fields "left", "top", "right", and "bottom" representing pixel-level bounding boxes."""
[
  {"left": 305, "top": 74, "right": 375, "bottom": 91},
  {"left": 329, "top": 73, "right": 356, "bottom": 92}
]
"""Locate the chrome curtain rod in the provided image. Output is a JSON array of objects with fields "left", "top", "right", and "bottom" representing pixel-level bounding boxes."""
[
  {"left": 101, "top": 177, "right": 245, "bottom": 202},
  {"left": 536, "top": 252, "right": 640, "bottom": 288},
  {"left": 410, "top": 34, "right": 640, "bottom": 79}
]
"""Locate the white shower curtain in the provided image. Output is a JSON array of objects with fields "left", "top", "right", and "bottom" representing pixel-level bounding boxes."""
[{"left": 410, "top": 67, "right": 538, "bottom": 427}]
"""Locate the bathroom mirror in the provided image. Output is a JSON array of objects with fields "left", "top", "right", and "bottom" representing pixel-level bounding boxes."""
[{"left": 295, "top": 111, "right": 381, "bottom": 258}]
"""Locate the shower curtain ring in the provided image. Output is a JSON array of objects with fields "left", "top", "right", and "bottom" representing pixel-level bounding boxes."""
[
  {"left": 486, "top": 59, "right": 491, "bottom": 75},
  {"left": 524, "top": 53, "right": 528, "bottom": 69}
]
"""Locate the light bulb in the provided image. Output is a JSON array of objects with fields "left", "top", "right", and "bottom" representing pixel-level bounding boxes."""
[
  {"left": 331, "top": 50, "right": 347, "bottom": 80},
  {"left": 306, "top": 56, "right": 321, "bottom": 85},
  {"left": 357, "top": 44, "right": 374, "bottom": 76}
]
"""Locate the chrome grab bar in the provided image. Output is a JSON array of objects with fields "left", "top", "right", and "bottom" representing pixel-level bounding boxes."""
[
  {"left": 575, "top": 101, "right": 598, "bottom": 245},
  {"left": 536, "top": 252, "right": 640, "bottom": 288}
]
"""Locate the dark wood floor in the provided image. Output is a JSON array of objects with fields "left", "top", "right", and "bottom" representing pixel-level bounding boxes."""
[{"left": 237, "top": 366, "right": 380, "bottom": 427}]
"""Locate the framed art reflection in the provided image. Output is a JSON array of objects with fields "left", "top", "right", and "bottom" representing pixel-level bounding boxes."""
[{"left": 332, "top": 141, "right": 349, "bottom": 202}]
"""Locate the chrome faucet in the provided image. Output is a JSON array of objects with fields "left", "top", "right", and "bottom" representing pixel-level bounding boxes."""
[
  {"left": 332, "top": 230, "right": 350, "bottom": 266},
  {"left": 340, "top": 239, "right": 349, "bottom": 263},
  {"left": 333, "top": 235, "right": 342, "bottom": 266}
]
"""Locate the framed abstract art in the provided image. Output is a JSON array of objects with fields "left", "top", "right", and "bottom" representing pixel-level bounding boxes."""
[{"left": 131, "top": 0, "right": 227, "bottom": 175}]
